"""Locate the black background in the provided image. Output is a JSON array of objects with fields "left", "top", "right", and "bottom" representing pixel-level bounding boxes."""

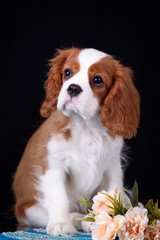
[{"left": 1, "top": 0, "right": 160, "bottom": 229}]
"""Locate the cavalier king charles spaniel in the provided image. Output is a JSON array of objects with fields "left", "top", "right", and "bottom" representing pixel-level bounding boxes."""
[{"left": 13, "top": 47, "right": 140, "bottom": 235}]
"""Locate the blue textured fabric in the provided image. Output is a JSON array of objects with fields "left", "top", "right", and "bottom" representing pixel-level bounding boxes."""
[{"left": 0, "top": 228, "right": 92, "bottom": 240}]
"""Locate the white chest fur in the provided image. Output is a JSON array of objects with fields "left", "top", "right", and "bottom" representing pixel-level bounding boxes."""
[{"left": 39, "top": 116, "right": 123, "bottom": 213}]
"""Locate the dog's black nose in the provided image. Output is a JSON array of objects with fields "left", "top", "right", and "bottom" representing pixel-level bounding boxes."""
[{"left": 67, "top": 84, "right": 83, "bottom": 97}]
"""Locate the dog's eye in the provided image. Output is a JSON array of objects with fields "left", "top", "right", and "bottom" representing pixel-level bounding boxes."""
[
  {"left": 64, "top": 69, "right": 72, "bottom": 79},
  {"left": 93, "top": 76, "right": 103, "bottom": 86}
]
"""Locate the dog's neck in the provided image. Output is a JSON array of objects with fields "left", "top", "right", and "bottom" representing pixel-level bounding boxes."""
[{"left": 67, "top": 110, "right": 102, "bottom": 128}]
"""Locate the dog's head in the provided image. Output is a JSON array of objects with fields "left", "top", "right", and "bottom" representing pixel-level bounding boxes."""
[{"left": 40, "top": 47, "right": 140, "bottom": 139}]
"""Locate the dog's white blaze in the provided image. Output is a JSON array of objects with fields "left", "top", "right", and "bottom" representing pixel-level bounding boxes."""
[{"left": 78, "top": 48, "right": 108, "bottom": 71}]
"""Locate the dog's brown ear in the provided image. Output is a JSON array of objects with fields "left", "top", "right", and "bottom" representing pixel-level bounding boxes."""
[
  {"left": 101, "top": 61, "right": 140, "bottom": 139},
  {"left": 40, "top": 49, "right": 72, "bottom": 118}
]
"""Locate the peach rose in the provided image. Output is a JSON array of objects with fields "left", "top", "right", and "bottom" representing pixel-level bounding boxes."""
[
  {"left": 92, "top": 210, "right": 125, "bottom": 240},
  {"left": 144, "top": 220, "right": 160, "bottom": 240},
  {"left": 92, "top": 190, "right": 118, "bottom": 216},
  {"left": 118, "top": 207, "right": 148, "bottom": 240}
]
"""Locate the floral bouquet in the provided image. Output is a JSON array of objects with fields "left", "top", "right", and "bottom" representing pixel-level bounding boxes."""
[{"left": 77, "top": 181, "right": 160, "bottom": 240}]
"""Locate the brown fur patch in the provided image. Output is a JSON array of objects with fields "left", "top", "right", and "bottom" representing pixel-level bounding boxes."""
[
  {"left": 100, "top": 58, "right": 140, "bottom": 139},
  {"left": 88, "top": 56, "right": 115, "bottom": 105},
  {"left": 15, "top": 201, "right": 36, "bottom": 220},
  {"left": 40, "top": 48, "right": 81, "bottom": 118},
  {"left": 13, "top": 110, "right": 70, "bottom": 222},
  {"left": 88, "top": 55, "right": 140, "bottom": 139},
  {"left": 62, "top": 128, "right": 72, "bottom": 140},
  {"left": 62, "top": 48, "right": 81, "bottom": 83}
]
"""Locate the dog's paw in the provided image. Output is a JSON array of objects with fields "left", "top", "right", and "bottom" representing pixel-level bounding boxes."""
[
  {"left": 47, "top": 221, "right": 77, "bottom": 236},
  {"left": 81, "top": 220, "right": 93, "bottom": 232}
]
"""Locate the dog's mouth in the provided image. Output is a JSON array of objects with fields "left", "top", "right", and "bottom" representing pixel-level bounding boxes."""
[
  {"left": 57, "top": 94, "right": 82, "bottom": 116},
  {"left": 63, "top": 98, "right": 82, "bottom": 115}
]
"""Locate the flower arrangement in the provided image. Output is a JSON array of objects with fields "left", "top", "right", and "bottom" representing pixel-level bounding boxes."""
[{"left": 77, "top": 181, "right": 160, "bottom": 240}]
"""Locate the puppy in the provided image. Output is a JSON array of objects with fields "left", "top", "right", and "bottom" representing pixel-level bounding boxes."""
[{"left": 13, "top": 47, "right": 140, "bottom": 235}]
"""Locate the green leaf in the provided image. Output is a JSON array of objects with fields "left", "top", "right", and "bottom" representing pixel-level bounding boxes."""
[
  {"left": 152, "top": 219, "right": 157, "bottom": 226},
  {"left": 125, "top": 205, "right": 132, "bottom": 210},
  {"left": 132, "top": 180, "right": 139, "bottom": 207},
  {"left": 76, "top": 217, "right": 95, "bottom": 222},
  {"left": 144, "top": 199, "right": 160, "bottom": 223},
  {"left": 88, "top": 209, "right": 96, "bottom": 217},
  {"left": 145, "top": 199, "right": 155, "bottom": 218},
  {"left": 154, "top": 200, "right": 160, "bottom": 218},
  {"left": 124, "top": 190, "right": 133, "bottom": 205},
  {"left": 77, "top": 195, "right": 93, "bottom": 208},
  {"left": 124, "top": 180, "right": 139, "bottom": 207}
]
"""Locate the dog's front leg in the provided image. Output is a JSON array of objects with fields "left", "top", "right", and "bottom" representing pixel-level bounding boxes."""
[
  {"left": 101, "top": 160, "right": 130, "bottom": 204},
  {"left": 42, "top": 169, "right": 77, "bottom": 235}
]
